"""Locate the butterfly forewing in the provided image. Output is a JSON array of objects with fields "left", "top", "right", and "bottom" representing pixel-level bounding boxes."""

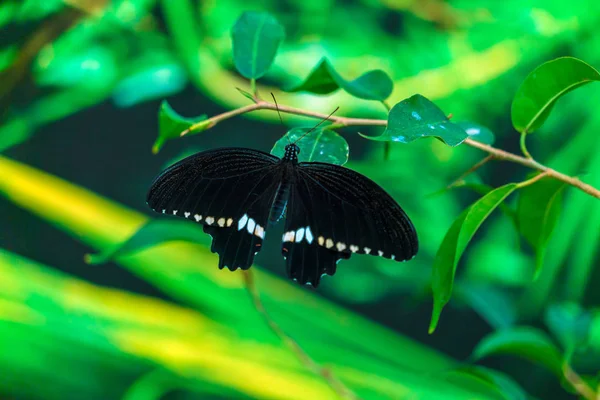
[
  {"left": 147, "top": 148, "right": 280, "bottom": 270},
  {"left": 281, "top": 162, "right": 418, "bottom": 286}
]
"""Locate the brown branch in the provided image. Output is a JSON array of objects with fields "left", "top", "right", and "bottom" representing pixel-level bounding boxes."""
[
  {"left": 181, "top": 99, "right": 600, "bottom": 200},
  {"left": 241, "top": 270, "right": 359, "bottom": 400}
]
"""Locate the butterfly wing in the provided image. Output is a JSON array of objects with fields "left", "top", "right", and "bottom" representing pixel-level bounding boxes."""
[
  {"left": 282, "top": 162, "right": 418, "bottom": 286},
  {"left": 147, "top": 148, "right": 282, "bottom": 271}
]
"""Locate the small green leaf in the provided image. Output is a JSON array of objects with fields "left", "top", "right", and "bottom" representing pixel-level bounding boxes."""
[
  {"left": 429, "top": 183, "right": 518, "bottom": 333},
  {"left": 84, "top": 220, "right": 209, "bottom": 264},
  {"left": 516, "top": 176, "right": 567, "bottom": 278},
  {"left": 231, "top": 11, "right": 284, "bottom": 79},
  {"left": 271, "top": 127, "right": 349, "bottom": 165},
  {"left": 445, "top": 366, "right": 528, "bottom": 400},
  {"left": 285, "top": 58, "right": 393, "bottom": 101},
  {"left": 511, "top": 57, "right": 600, "bottom": 133},
  {"left": 154, "top": 100, "right": 207, "bottom": 154},
  {"left": 456, "top": 121, "right": 495, "bottom": 145},
  {"left": 361, "top": 94, "right": 468, "bottom": 146},
  {"left": 471, "top": 327, "right": 563, "bottom": 377},
  {"left": 235, "top": 87, "right": 255, "bottom": 101},
  {"left": 545, "top": 303, "right": 592, "bottom": 356}
]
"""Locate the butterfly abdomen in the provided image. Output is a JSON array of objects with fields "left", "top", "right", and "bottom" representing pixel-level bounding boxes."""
[{"left": 268, "top": 182, "right": 291, "bottom": 224}]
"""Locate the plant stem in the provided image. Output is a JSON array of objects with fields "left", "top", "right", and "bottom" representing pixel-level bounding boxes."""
[
  {"left": 562, "top": 363, "right": 598, "bottom": 400},
  {"left": 181, "top": 99, "right": 600, "bottom": 200},
  {"left": 520, "top": 130, "right": 533, "bottom": 159},
  {"left": 516, "top": 171, "right": 550, "bottom": 188},
  {"left": 447, "top": 155, "right": 494, "bottom": 188},
  {"left": 241, "top": 270, "right": 358, "bottom": 400}
]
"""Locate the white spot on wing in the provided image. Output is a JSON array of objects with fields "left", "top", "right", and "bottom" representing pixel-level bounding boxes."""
[
  {"left": 184, "top": 212, "right": 190, "bottom": 218},
  {"left": 326, "top": 238, "right": 334, "bottom": 249},
  {"left": 255, "top": 225, "right": 265, "bottom": 239},
  {"left": 205, "top": 216, "right": 214, "bottom": 225},
  {"left": 238, "top": 214, "right": 248, "bottom": 231},
  {"left": 378, "top": 250, "right": 384, "bottom": 257},
  {"left": 391, "top": 254, "right": 396, "bottom": 260},
  {"left": 336, "top": 242, "right": 347, "bottom": 251},
  {"left": 364, "top": 247, "right": 371, "bottom": 254},
  {"left": 194, "top": 214, "right": 202, "bottom": 222},
  {"left": 305, "top": 227, "right": 314, "bottom": 244},
  {"left": 283, "top": 231, "right": 295, "bottom": 242},
  {"left": 246, "top": 218, "right": 256, "bottom": 234},
  {"left": 162, "top": 209, "right": 166, "bottom": 214},
  {"left": 350, "top": 245, "right": 359, "bottom": 253},
  {"left": 295, "top": 228, "right": 305, "bottom": 242},
  {"left": 226, "top": 218, "right": 233, "bottom": 227},
  {"left": 318, "top": 236, "right": 324, "bottom": 246},
  {"left": 173, "top": 210, "right": 178, "bottom": 215},
  {"left": 217, "top": 218, "right": 225, "bottom": 227}
]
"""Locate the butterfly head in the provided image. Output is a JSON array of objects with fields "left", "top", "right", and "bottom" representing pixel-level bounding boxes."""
[{"left": 283, "top": 143, "right": 300, "bottom": 163}]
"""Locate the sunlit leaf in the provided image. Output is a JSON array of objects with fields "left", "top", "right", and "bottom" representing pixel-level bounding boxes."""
[
  {"left": 429, "top": 183, "right": 518, "bottom": 333},
  {"left": 285, "top": 58, "right": 393, "bottom": 101},
  {"left": 511, "top": 57, "right": 600, "bottom": 133},
  {"left": 271, "top": 127, "right": 349, "bottom": 165},
  {"left": 516, "top": 176, "right": 567, "bottom": 278},
  {"left": 112, "top": 63, "right": 188, "bottom": 108},
  {"left": 154, "top": 100, "right": 207, "bottom": 154},
  {"left": 471, "top": 327, "right": 563, "bottom": 377},
  {"left": 231, "top": 11, "right": 284, "bottom": 79},
  {"left": 85, "top": 220, "right": 209, "bottom": 265},
  {"left": 456, "top": 121, "right": 495, "bottom": 145},
  {"left": 361, "top": 94, "right": 468, "bottom": 146},
  {"left": 544, "top": 303, "right": 592, "bottom": 356}
]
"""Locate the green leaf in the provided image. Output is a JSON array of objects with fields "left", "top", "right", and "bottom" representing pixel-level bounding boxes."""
[
  {"left": 511, "top": 57, "right": 600, "bottom": 133},
  {"left": 443, "top": 366, "right": 528, "bottom": 400},
  {"left": 455, "top": 283, "right": 516, "bottom": 330},
  {"left": 471, "top": 327, "right": 564, "bottom": 377},
  {"left": 231, "top": 11, "right": 284, "bottom": 79},
  {"left": 285, "top": 58, "right": 393, "bottom": 101},
  {"left": 84, "top": 220, "right": 209, "bottom": 265},
  {"left": 271, "top": 127, "right": 349, "bottom": 165},
  {"left": 429, "top": 183, "right": 518, "bottom": 333},
  {"left": 154, "top": 100, "right": 207, "bottom": 154},
  {"left": 516, "top": 176, "right": 567, "bottom": 278},
  {"left": 361, "top": 94, "right": 468, "bottom": 146},
  {"left": 456, "top": 121, "right": 495, "bottom": 145},
  {"left": 544, "top": 303, "right": 592, "bottom": 356}
]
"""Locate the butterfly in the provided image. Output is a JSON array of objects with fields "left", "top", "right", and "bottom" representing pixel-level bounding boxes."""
[{"left": 146, "top": 141, "right": 418, "bottom": 287}]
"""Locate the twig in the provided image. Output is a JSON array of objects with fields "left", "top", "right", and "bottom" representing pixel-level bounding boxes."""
[
  {"left": 562, "top": 363, "right": 598, "bottom": 400},
  {"left": 241, "top": 270, "right": 359, "bottom": 400},
  {"left": 180, "top": 99, "right": 600, "bottom": 200},
  {"left": 447, "top": 155, "right": 494, "bottom": 188}
]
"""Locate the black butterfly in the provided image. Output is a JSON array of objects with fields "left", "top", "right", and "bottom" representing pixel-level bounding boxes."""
[{"left": 146, "top": 143, "right": 418, "bottom": 287}]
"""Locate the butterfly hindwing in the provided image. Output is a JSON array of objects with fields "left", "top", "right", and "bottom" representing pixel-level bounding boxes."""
[
  {"left": 147, "top": 148, "right": 281, "bottom": 270},
  {"left": 282, "top": 162, "right": 418, "bottom": 286}
]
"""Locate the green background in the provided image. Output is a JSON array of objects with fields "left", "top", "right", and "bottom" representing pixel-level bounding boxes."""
[{"left": 1, "top": 1, "right": 599, "bottom": 399}]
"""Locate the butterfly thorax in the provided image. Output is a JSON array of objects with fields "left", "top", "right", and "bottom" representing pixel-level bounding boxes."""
[
  {"left": 282, "top": 143, "right": 300, "bottom": 164},
  {"left": 269, "top": 151, "right": 298, "bottom": 224}
]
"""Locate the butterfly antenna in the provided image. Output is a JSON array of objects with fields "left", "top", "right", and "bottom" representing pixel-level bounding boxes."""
[
  {"left": 292, "top": 106, "right": 339, "bottom": 145},
  {"left": 271, "top": 93, "right": 290, "bottom": 144}
]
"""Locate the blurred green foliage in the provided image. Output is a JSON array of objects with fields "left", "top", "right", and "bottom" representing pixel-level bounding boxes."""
[{"left": 1, "top": 1, "right": 600, "bottom": 399}]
